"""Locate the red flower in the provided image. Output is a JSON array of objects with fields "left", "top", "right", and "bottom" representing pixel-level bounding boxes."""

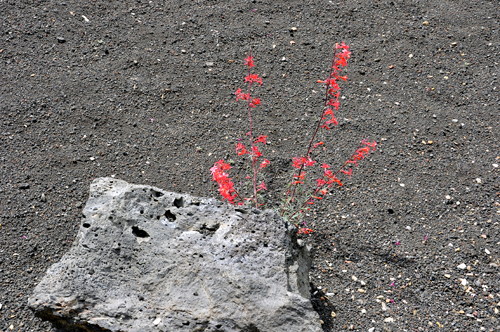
[
  {"left": 316, "top": 178, "right": 327, "bottom": 187},
  {"left": 244, "top": 55, "right": 254, "bottom": 68},
  {"left": 252, "top": 145, "right": 262, "bottom": 158},
  {"left": 304, "top": 157, "right": 316, "bottom": 167},
  {"left": 258, "top": 159, "right": 270, "bottom": 170},
  {"left": 254, "top": 135, "right": 267, "bottom": 144},
  {"left": 236, "top": 142, "right": 249, "bottom": 155},
  {"left": 210, "top": 160, "right": 238, "bottom": 204},
  {"left": 292, "top": 156, "right": 305, "bottom": 169},
  {"left": 235, "top": 88, "right": 250, "bottom": 101},
  {"left": 249, "top": 98, "right": 260, "bottom": 108},
  {"left": 297, "top": 228, "right": 314, "bottom": 235},
  {"left": 313, "top": 141, "right": 324, "bottom": 149},
  {"left": 340, "top": 168, "right": 352, "bottom": 179},
  {"left": 245, "top": 73, "right": 262, "bottom": 86}
]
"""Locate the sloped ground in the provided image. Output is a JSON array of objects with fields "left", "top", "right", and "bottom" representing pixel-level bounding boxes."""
[{"left": 0, "top": 0, "right": 499, "bottom": 331}]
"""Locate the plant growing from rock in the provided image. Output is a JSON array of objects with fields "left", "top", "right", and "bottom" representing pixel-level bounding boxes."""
[{"left": 210, "top": 43, "right": 376, "bottom": 234}]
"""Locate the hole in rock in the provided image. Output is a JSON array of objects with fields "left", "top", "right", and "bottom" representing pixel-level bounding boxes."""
[
  {"left": 388, "top": 208, "right": 395, "bottom": 214},
  {"left": 140, "top": 209, "right": 144, "bottom": 214},
  {"left": 165, "top": 210, "right": 176, "bottom": 222},
  {"left": 152, "top": 190, "right": 164, "bottom": 198},
  {"left": 132, "top": 226, "right": 150, "bottom": 238},
  {"left": 173, "top": 197, "right": 184, "bottom": 208},
  {"left": 197, "top": 223, "right": 220, "bottom": 235},
  {"left": 82, "top": 223, "right": 91, "bottom": 228}
]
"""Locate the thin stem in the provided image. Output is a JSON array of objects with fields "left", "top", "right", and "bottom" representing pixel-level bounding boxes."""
[
  {"left": 282, "top": 48, "right": 339, "bottom": 216},
  {"left": 286, "top": 139, "right": 366, "bottom": 221},
  {"left": 232, "top": 188, "right": 245, "bottom": 205},
  {"left": 246, "top": 50, "right": 258, "bottom": 209}
]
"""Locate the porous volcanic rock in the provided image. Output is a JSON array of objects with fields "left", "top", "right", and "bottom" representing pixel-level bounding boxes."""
[{"left": 28, "top": 177, "right": 320, "bottom": 332}]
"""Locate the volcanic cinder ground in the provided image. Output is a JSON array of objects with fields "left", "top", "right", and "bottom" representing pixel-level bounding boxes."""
[{"left": 0, "top": 0, "right": 499, "bottom": 331}]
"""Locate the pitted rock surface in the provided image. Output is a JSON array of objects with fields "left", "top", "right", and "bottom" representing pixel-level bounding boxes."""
[{"left": 28, "top": 177, "right": 321, "bottom": 332}]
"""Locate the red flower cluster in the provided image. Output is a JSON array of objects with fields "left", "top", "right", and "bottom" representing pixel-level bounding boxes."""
[
  {"left": 297, "top": 228, "right": 314, "bottom": 235},
  {"left": 244, "top": 55, "right": 254, "bottom": 68},
  {"left": 317, "top": 42, "right": 351, "bottom": 130},
  {"left": 347, "top": 139, "right": 377, "bottom": 167},
  {"left": 235, "top": 88, "right": 261, "bottom": 108},
  {"left": 311, "top": 139, "right": 377, "bottom": 200},
  {"left": 211, "top": 46, "right": 376, "bottom": 235},
  {"left": 245, "top": 73, "right": 262, "bottom": 86},
  {"left": 210, "top": 160, "right": 238, "bottom": 204},
  {"left": 211, "top": 52, "right": 269, "bottom": 208},
  {"left": 292, "top": 156, "right": 316, "bottom": 169}
]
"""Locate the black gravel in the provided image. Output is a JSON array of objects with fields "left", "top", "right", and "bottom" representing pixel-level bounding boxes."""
[{"left": 1, "top": 0, "right": 499, "bottom": 331}]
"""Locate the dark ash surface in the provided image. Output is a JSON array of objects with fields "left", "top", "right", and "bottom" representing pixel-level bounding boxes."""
[{"left": 1, "top": 0, "right": 499, "bottom": 331}]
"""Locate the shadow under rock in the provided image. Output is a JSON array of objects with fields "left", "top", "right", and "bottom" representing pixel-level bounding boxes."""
[{"left": 309, "top": 282, "right": 336, "bottom": 332}]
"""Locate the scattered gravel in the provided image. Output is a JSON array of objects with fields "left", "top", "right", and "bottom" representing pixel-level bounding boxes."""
[{"left": 0, "top": 0, "right": 499, "bottom": 331}]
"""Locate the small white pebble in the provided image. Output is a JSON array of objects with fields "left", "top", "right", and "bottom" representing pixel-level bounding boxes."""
[
  {"left": 460, "top": 278, "right": 468, "bottom": 286},
  {"left": 452, "top": 119, "right": 458, "bottom": 122},
  {"left": 352, "top": 275, "right": 358, "bottom": 281},
  {"left": 457, "top": 263, "right": 467, "bottom": 269},
  {"left": 445, "top": 195, "right": 451, "bottom": 200},
  {"left": 492, "top": 164, "right": 498, "bottom": 168},
  {"left": 361, "top": 308, "right": 367, "bottom": 314},
  {"left": 384, "top": 317, "right": 394, "bottom": 322},
  {"left": 406, "top": 226, "right": 412, "bottom": 230},
  {"left": 476, "top": 178, "right": 482, "bottom": 184},
  {"left": 153, "top": 317, "right": 161, "bottom": 325},
  {"left": 485, "top": 248, "right": 491, "bottom": 255}
]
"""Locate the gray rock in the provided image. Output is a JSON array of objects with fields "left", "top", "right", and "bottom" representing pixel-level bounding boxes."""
[{"left": 29, "top": 177, "right": 321, "bottom": 332}]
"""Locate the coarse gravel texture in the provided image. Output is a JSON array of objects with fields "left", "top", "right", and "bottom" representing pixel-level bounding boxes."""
[{"left": 0, "top": 0, "right": 499, "bottom": 331}]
